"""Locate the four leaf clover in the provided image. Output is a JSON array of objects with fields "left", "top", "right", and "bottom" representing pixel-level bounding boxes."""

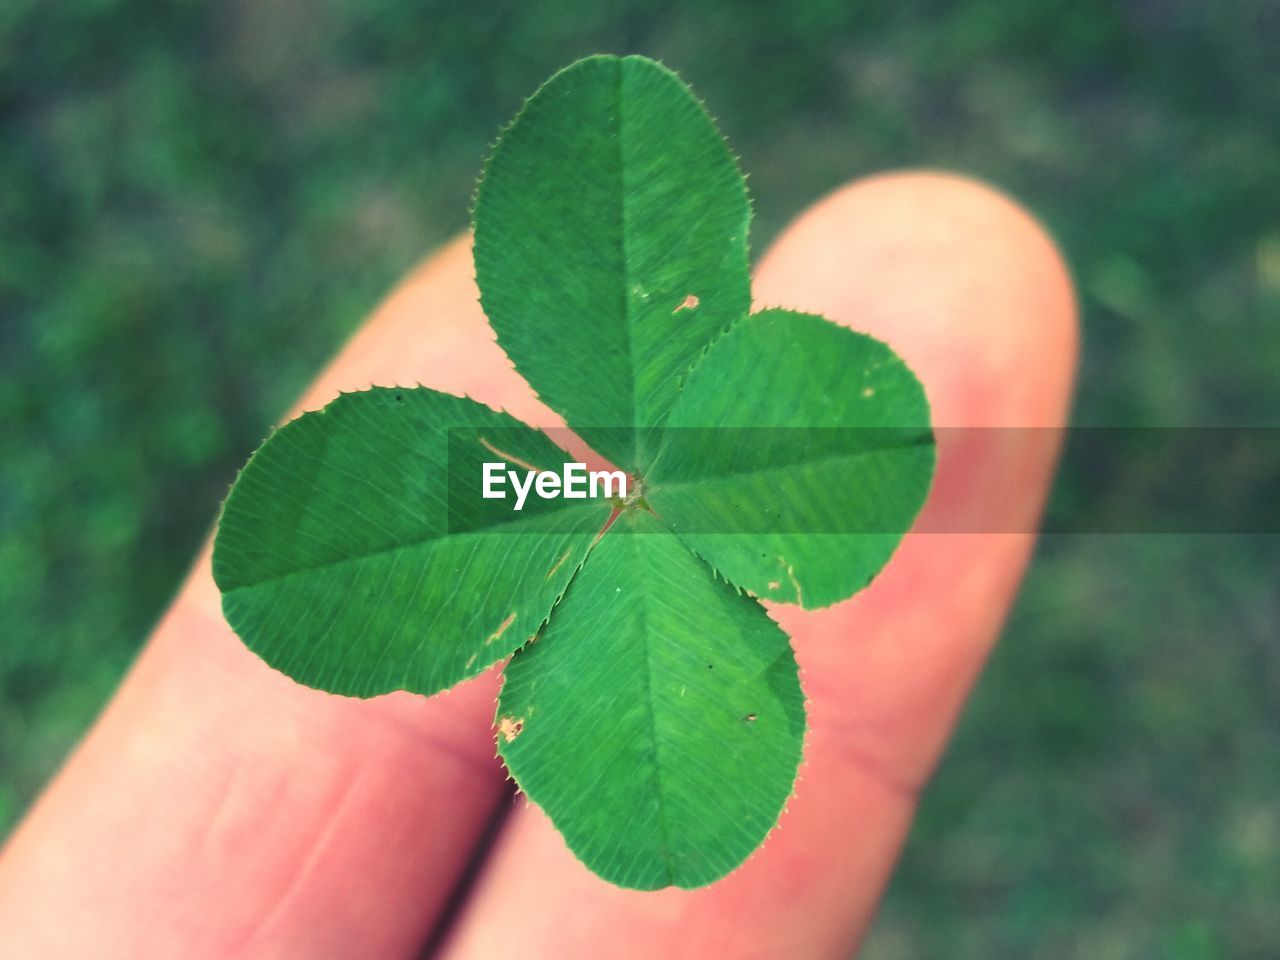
[{"left": 213, "top": 55, "right": 934, "bottom": 889}]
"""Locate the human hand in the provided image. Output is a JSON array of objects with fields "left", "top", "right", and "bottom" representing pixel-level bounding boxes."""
[{"left": 0, "top": 171, "right": 1076, "bottom": 959}]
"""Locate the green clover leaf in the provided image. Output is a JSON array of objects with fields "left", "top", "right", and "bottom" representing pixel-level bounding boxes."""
[{"left": 212, "top": 54, "right": 934, "bottom": 890}]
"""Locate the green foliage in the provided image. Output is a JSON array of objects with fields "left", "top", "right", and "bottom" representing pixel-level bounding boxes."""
[
  {"left": 497, "top": 509, "right": 805, "bottom": 890},
  {"left": 211, "top": 55, "right": 934, "bottom": 887},
  {"left": 648, "top": 308, "right": 933, "bottom": 608},
  {"left": 473, "top": 55, "right": 751, "bottom": 470},
  {"left": 214, "top": 388, "right": 608, "bottom": 697}
]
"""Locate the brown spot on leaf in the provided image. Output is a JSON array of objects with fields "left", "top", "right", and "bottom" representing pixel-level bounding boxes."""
[
  {"left": 673, "top": 294, "right": 700, "bottom": 313},
  {"left": 745, "top": 713, "right": 758, "bottom": 722},
  {"left": 485, "top": 612, "right": 517, "bottom": 645},
  {"left": 545, "top": 548, "right": 573, "bottom": 581},
  {"left": 477, "top": 436, "right": 543, "bottom": 473},
  {"left": 778, "top": 556, "right": 803, "bottom": 604},
  {"left": 498, "top": 716, "right": 525, "bottom": 743}
]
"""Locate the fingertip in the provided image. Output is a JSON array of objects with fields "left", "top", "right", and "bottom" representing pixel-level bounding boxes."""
[
  {"left": 422, "top": 172, "right": 1087, "bottom": 960},
  {"left": 292, "top": 234, "right": 557, "bottom": 427},
  {"left": 754, "top": 169, "right": 1078, "bottom": 429}
]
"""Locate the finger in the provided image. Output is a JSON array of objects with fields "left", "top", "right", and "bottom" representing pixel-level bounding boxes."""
[
  {"left": 438, "top": 171, "right": 1078, "bottom": 959},
  {"left": 0, "top": 237, "right": 546, "bottom": 957}
]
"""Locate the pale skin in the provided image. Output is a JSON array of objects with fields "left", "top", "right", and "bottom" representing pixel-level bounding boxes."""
[{"left": 0, "top": 171, "right": 1077, "bottom": 959}]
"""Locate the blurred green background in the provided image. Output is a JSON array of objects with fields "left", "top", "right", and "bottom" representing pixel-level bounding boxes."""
[{"left": 2, "top": 1, "right": 1277, "bottom": 956}]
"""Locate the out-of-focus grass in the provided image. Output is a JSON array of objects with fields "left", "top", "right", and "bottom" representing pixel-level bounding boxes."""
[
  {"left": 864, "top": 536, "right": 1280, "bottom": 959},
  {"left": 1, "top": 1, "right": 1277, "bottom": 954}
]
